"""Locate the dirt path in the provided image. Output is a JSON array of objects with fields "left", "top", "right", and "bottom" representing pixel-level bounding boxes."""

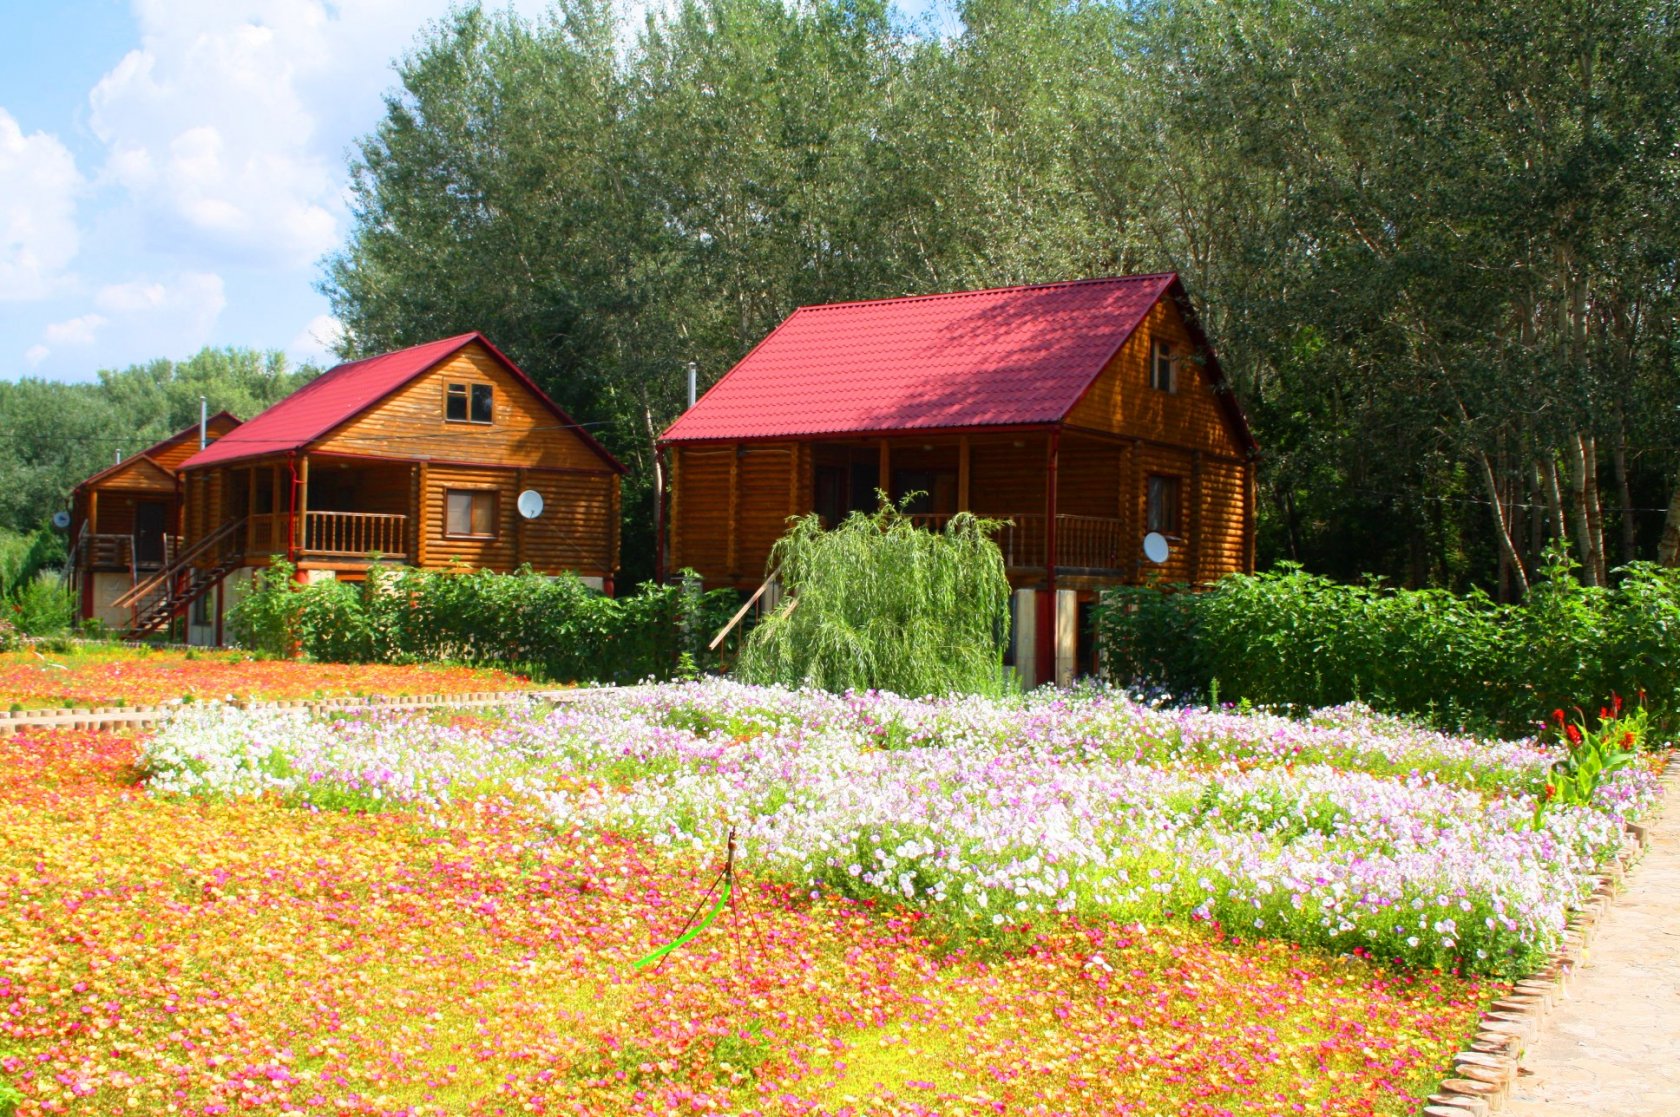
[{"left": 1505, "top": 781, "right": 1680, "bottom": 1117}]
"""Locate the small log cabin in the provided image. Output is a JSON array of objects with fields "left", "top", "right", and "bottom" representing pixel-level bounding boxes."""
[
  {"left": 111, "top": 333, "right": 623, "bottom": 643},
  {"left": 657, "top": 274, "right": 1258, "bottom": 687},
  {"left": 70, "top": 412, "right": 243, "bottom": 630}
]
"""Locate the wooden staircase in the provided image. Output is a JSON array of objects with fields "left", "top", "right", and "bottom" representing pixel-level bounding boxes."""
[{"left": 111, "top": 519, "right": 245, "bottom": 639}]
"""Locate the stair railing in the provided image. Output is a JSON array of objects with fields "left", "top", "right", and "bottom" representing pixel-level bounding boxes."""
[{"left": 111, "top": 518, "right": 245, "bottom": 611}]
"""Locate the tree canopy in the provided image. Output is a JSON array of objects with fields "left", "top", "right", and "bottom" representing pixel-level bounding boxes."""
[
  {"left": 278, "top": 0, "right": 1680, "bottom": 591},
  {"left": 0, "top": 349, "right": 319, "bottom": 535}
]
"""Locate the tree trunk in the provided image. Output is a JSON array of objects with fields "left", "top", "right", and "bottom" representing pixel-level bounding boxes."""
[
  {"left": 1612, "top": 414, "right": 1638, "bottom": 564},
  {"left": 1659, "top": 471, "right": 1680, "bottom": 567},
  {"left": 1584, "top": 434, "right": 1608, "bottom": 584},
  {"left": 1475, "top": 449, "right": 1529, "bottom": 597},
  {"left": 1567, "top": 433, "right": 1599, "bottom": 586},
  {"left": 1544, "top": 457, "right": 1569, "bottom": 551}
]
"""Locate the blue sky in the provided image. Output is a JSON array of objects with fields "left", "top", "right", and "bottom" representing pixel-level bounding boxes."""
[{"left": 1, "top": 1, "right": 952, "bottom": 385}]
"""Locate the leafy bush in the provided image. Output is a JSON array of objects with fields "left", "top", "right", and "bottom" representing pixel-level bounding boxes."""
[
  {"left": 735, "top": 501, "right": 1012, "bottom": 697},
  {"left": 228, "top": 561, "right": 738, "bottom": 684},
  {"left": 9, "top": 572, "right": 75, "bottom": 637},
  {"left": 1096, "top": 552, "right": 1680, "bottom": 734}
]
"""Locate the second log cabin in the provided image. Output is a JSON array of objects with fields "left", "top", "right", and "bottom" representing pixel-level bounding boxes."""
[
  {"left": 111, "top": 332, "right": 624, "bottom": 643},
  {"left": 657, "top": 274, "right": 1258, "bottom": 686}
]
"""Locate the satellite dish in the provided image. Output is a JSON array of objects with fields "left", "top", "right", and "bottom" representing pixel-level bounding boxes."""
[
  {"left": 516, "top": 489, "right": 544, "bottom": 520},
  {"left": 51, "top": 510, "right": 71, "bottom": 530},
  {"left": 1142, "top": 531, "right": 1170, "bottom": 564}
]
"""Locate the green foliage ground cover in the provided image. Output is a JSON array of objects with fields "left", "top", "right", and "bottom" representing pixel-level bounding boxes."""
[
  {"left": 229, "top": 562, "right": 738, "bottom": 685},
  {"left": 1097, "top": 555, "right": 1680, "bottom": 734}
]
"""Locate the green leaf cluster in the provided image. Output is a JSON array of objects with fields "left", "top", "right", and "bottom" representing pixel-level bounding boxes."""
[
  {"left": 226, "top": 560, "right": 738, "bottom": 684},
  {"left": 735, "top": 499, "right": 1012, "bottom": 697},
  {"left": 1096, "top": 556, "right": 1680, "bottom": 734}
]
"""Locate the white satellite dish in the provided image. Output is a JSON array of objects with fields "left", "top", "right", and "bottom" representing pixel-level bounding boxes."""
[
  {"left": 51, "top": 510, "right": 71, "bottom": 530},
  {"left": 516, "top": 489, "right": 544, "bottom": 520},
  {"left": 1142, "top": 531, "right": 1170, "bottom": 564}
]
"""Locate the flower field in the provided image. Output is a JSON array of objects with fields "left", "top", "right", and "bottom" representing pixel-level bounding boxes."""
[
  {"left": 0, "top": 681, "right": 1660, "bottom": 1115},
  {"left": 0, "top": 647, "right": 536, "bottom": 711}
]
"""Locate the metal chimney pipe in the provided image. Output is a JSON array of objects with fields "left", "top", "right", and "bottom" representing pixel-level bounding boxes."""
[
  {"left": 199, "top": 396, "right": 208, "bottom": 448},
  {"left": 687, "top": 361, "right": 697, "bottom": 409},
  {"left": 115, "top": 449, "right": 122, "bottom": 464}
]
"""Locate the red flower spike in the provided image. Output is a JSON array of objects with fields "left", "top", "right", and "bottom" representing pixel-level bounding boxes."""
[{"left": 1564, "top": 725, "right": 1582, "bottom": 745}]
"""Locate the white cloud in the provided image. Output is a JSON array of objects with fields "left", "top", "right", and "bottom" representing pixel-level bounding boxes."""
[
  {"left": 288, "top": 312, "right": 344, "bottom": 364},
  {"left": 26, "top": 271, "right": 225, "bottom": 375},
  {"left": 44, "top": 314, "right": 108, "bottom": 347},
  {"left": 0, "top": 109, "right": 82, "bottom": 301},
  {"left": 96, "top": 279, "right": 168, "bottom": 313}
]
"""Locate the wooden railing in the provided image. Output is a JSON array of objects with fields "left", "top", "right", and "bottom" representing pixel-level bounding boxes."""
[
  {"left": 1054, "top": 514, "right": 1127, "bottom": 571},
  {"left": 245, "top": 513, "right": 288, "bottom": 557},
  {"left": 79, "top": 533, "right": 134, "bottom": 569},
  {"left": 904, "top": 512, "right": 1124, "bottom": 572},
  {"left": 111, "top": 518, "right": 244, "bottom": 610},
  {"left": 303, "top": 511, "right": 408, "bottom": 559}
]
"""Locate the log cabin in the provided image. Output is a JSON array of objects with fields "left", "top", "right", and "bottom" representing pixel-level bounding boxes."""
[
  {"left": 111, "top": 333, "right": 624, "bottom": 643},
  {"left": 70, "top": 412, "right": 243, "bottom": 631},
  {"left": 656, "top": 274, "right": 1258, "bottom": 687}
]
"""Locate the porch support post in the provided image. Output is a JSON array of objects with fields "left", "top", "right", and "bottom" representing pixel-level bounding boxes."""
[
  {"left": 88, "top": 490, "right": 99, "bottom": 535},
  {"left": 1040, "top": 429, "right": 1060, "bottom": 687},
  {"left": 296, "top": 454, "right": 310, "bottom": 556},
  {"left": 878, "top": 439, "right": 891, "bottom": 506},
  {"left": 957, "top": 436, "right": 971, "bottom": 512},
  {"left": 415, "top": 462, "right": 430, "bottom": 567}
]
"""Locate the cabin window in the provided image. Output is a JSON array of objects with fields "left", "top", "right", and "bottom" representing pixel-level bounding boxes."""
[
  {"left": 444, "top": 490, "right": 497, "bottom": 538},
  {"left": 1151, "top": 339, "right": 1175, "bottom": 393},
  {"left": 1147, "top": 475, "right": 1182, "bottom": 535},
  {"left": 445, "top": 382, "right": 494, "bottom": 424}
]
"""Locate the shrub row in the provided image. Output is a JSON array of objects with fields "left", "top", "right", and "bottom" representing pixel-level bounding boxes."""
[
  {"left": 229, "top": 561, "right": 740, "bottom": 685},
  {"left": 1095, "top": 554, "right": 1680, "bottom": 735}
]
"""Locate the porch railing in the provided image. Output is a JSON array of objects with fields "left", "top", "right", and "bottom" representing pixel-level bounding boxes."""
[
  {"left": 904, "top": 512, "right": 1124, "bottom": 572},
  {"left": 245, "top": 513, "right": 288, "bottom": 557},
  {"left": 304, "top": 511, "right": 408, "bottom": 559}
]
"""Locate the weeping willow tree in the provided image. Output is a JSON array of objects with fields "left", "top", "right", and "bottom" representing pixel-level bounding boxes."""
[{"left": 735, "top": 501, "right": 1012, "bottom": 697}]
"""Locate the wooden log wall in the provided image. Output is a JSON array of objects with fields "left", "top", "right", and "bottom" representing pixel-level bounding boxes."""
[
  {"left": 420, "top": 463, "right": 616, "bottom": 578},
  {"left": 669, "top": 442, "right": 807, "bottom": 588},
  {"left": 1065, "top": 296, "right": 1246, "bottom": 459},
  {"left": 315, "top": 342, "right": 611, "bottom": 472}
]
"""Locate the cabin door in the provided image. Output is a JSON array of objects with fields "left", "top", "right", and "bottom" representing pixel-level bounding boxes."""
[{"left": 134, "top": 501, "right": 168, "bottom": 566}]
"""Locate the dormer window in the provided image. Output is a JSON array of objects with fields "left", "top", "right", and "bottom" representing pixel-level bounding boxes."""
[
  {"left": 446, "top": 382, "right": 493, "bottom": 424},
  {"left": 1150, "top": 339, "right": 1175, "bottom": 393}
]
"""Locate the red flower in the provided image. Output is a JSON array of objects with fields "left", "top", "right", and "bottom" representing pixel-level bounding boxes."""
[
  {"left": 1622, "top": 731, "right": 1636, "bottom": 750},
  {"left": 1613, "top": 693, "right": 1624, "bottom": 716},
  {"left": 1544, "top": 783, "right": 1557, "bottom": 801},
  {"left": 1565, "top": 725, "right": 1582, "bottom": 745},
  {"left": 1552, "top": 709, "right": 1566, "bottom": 728}
]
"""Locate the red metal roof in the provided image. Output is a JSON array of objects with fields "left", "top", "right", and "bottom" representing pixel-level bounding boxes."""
[
  {"left": 661, "top": 274, "right": 1204, "bottom": 443},
  {"left": 182, "top": 333, "right": 624, "bottom": 473},
  {"left": 74, "top": 412, "right": 242, "bottom": 492}
]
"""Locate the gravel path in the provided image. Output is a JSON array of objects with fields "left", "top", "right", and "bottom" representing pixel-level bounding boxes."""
[{"left": 1506, "top": 776, "right": 1680, "bottom": 1117}]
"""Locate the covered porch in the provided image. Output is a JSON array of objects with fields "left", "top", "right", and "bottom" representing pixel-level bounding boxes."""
[
  {"left": 808, "top": 430, "right": 1142, "bottom": 582},
  {"left": 224, "top": 454, "right": 415, "bottom": 566}
]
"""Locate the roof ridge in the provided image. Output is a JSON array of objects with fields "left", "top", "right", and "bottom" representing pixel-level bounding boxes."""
[{"left": 794, "top": 273, "right": 1178, "bottom": 314}]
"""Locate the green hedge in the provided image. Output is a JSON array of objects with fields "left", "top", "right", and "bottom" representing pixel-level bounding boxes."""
[
  {"left": 1095, "top": 554, "right": 1680, "bottom": 734},
  {"left": 229, "top": 562, "right": 740, "bottom": 685}
]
